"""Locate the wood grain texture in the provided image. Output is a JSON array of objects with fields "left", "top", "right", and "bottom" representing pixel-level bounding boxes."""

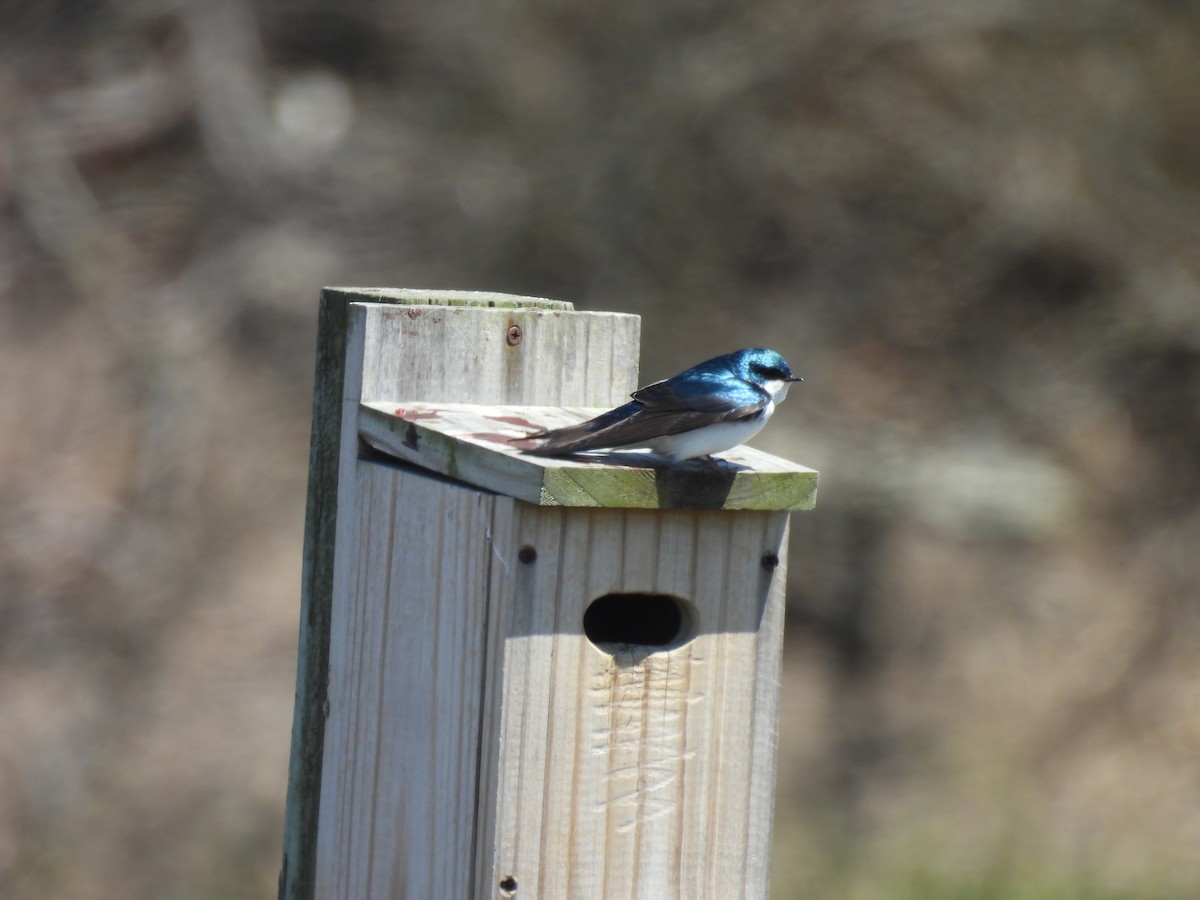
[
  {"left": 483, "top": 504, "right": 790, "bottom": 900},
  {"left": 315, "top": 462, "right": 500, "bottom": 899},
  {"left": 358, "top": 401, "right": 819, "bottom": 511},
  {"left": 357, "top": 303, "right": 640, "bottom": 408}
]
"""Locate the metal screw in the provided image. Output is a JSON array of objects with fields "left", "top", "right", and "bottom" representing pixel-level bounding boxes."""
[
  {"left": 761, "top": 552, "right": 780, "bottom": 571},
  {"left": 506, "top": 324, "right": 523, "bottom": 346},
  {"left": 518, "top": 545, "right": 537, "bottom": 564}
]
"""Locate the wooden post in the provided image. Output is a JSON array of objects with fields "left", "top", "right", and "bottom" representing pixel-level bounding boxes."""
[{"left": 280, "top": 288, "right": 817, "bottom": 900}]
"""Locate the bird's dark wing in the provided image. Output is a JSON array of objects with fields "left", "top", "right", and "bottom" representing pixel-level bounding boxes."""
[
  {"left": 519, "top": 400, "right": 644, "bottom": 455},
  {"left": 522, "top": 373, "right": 769, "bottom": 455},
  {"left": 631, "top": 371, "right": 768, "bottom": 416}
]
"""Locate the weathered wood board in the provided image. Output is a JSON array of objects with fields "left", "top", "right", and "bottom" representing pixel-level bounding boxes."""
[{"left": 358, "top": 401, "right": 819, "bottom": 511}]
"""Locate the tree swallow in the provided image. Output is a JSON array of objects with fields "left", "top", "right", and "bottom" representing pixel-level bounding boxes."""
[{"left": 519, "top": 348, "right": 802, "bottom": 461}]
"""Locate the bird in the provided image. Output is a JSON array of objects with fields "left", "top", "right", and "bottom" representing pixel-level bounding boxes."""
[{"left": 516, "top": 348, "right": 802, "bottom": 461}]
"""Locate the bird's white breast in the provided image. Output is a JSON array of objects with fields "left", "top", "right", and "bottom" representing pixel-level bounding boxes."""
[{"left": 646, "top": 407, "right": 772, "bottom": 460}]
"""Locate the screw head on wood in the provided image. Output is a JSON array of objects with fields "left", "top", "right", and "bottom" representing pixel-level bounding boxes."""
[
  {"left": 518, "top": 545, "right": 537, "bottom": 564},
  {"left": 506, "top": 324, "right": 523, "bottom": 346},
  {"left": 761, "top": 552, "right": 780, "bottom": 571}
]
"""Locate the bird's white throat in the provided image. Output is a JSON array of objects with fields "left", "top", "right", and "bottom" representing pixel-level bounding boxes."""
[{"left": 764, "top": 378, "right": 793, "bottom": 401}]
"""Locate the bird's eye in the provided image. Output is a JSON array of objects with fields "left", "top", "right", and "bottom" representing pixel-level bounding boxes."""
[{"left": 753, "top": 364, "right": 788, "bottom": 380}]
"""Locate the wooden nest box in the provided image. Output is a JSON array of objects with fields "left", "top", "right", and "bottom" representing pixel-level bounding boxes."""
[{"left": 280, "top": 289, "right": 818, "bottom": 900}]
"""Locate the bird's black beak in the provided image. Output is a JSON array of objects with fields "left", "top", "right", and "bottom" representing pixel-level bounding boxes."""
[{"left": 787, "top": 375, "right": 803, "bottom": 383}]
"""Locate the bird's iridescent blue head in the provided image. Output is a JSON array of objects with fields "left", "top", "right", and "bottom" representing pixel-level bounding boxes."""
[
  {"left": 734, "top": 348, "right": 802, "bottom": 399},
  {"left": 740, "top": 348, "right": 801, "bottom": 382}
]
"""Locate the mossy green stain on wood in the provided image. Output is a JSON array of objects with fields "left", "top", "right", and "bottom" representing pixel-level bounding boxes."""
[{"left": 323, "top": 286, "right": 574, "bottom": 311}]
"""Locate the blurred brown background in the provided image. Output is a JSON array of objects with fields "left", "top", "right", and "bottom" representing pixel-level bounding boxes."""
[{"left": 2, "top": 1, "right": 1199, "bottom": 898}]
